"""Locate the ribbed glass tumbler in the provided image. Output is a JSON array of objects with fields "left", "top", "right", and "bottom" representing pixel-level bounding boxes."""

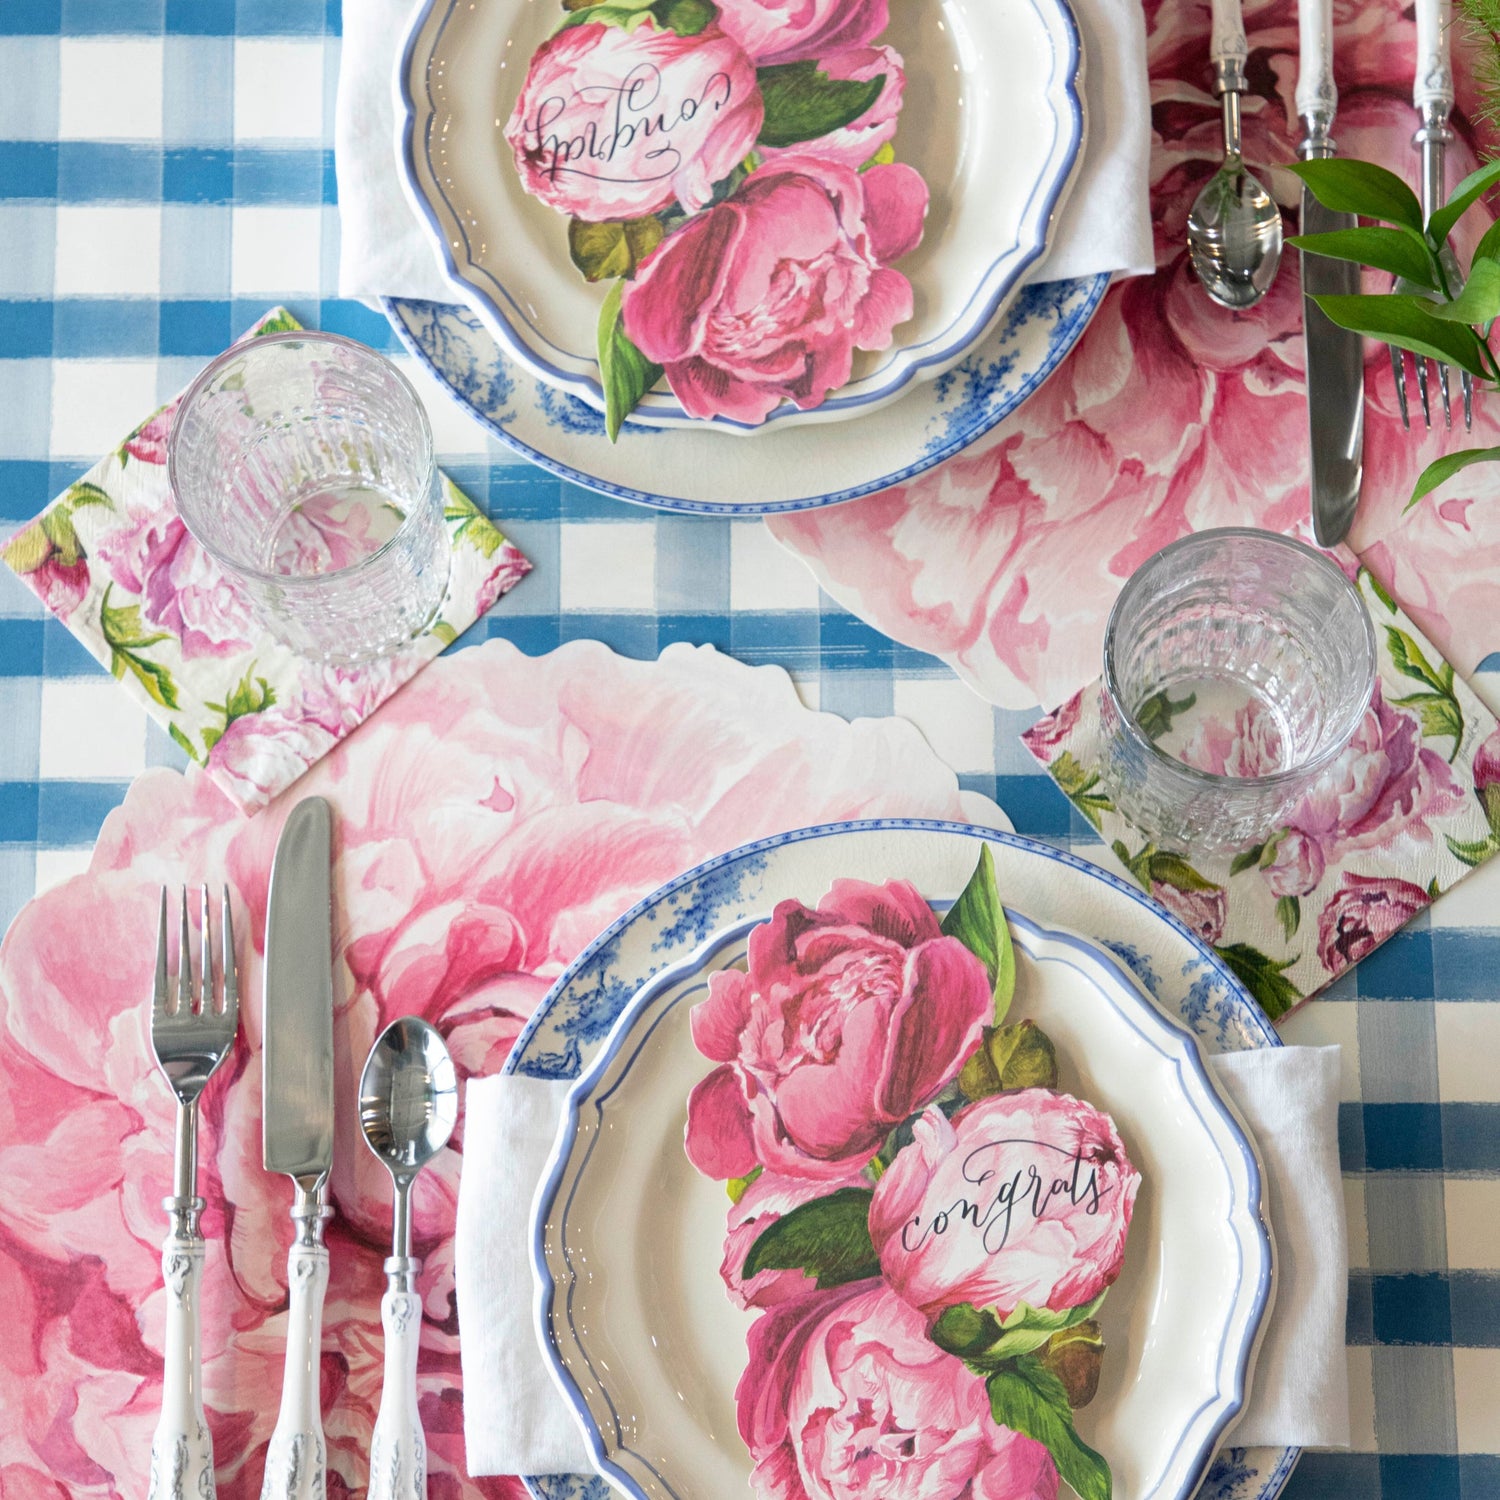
[
  {"left": 168, "top": 332, "right": 449, "bottom": 663},
  {"left": 1100, "top": 529, "right": 1376, "bottom": 854}
]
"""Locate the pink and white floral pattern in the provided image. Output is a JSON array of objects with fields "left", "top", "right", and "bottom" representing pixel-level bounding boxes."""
[
  {"left": 0, "top": 637, "right": 994, "bottom": 1500},
  {"left": 765, "top": 0, "right": 1500, "bottom": 710},
  {"left": 1, "top": 308, "right": 531, "bottom": 816}
]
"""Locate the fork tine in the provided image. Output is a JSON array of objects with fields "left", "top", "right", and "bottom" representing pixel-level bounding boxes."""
[
  {"left": 1416, "top": 354, "right": 1433, "bottom": 429},
  {"left": 177, "top": 884, "right": 193, "bottom": 1016},
  {"left": 221, "top": 886, "right": 239, "bottom": 1024},
  {"left": 199, "top": 885, "right": 212, "bottom": 1016},
  {"left": 1463, "top": 371, "right": 1474, "bottom": 432},
  {"left": 1438, "top": 362, "right": 1453, "bottom": 429},
  {"left": 153, "top": 886, "right": 169, "bottom": 1019},
  {"left": 1390, "top": 344, "right": 1410, "bottom": 429}
]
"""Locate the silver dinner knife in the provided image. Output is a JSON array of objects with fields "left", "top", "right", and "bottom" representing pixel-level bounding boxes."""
[
  {"left": 262, "top": 796, "right": 336, "bottom": 1500},
  {"left": 1297, "top": 0, "right": 1364, "bottom": 546}
]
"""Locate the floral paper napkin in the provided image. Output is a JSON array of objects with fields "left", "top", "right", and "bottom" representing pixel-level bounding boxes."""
[
  {"left": 2, "top": 308, "right": 531, "bottom": 815},
  {"left": 1022, "top": 563, "right": 1500, "bottom": 1019}
]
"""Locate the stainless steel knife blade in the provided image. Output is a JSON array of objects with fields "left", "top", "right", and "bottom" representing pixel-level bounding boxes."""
[
  {"left": 1301, "top": 191, "right": 1365, "bottom": 547},
  {"left": 263, "top": 794, "right": 334, "bottom": 1186}
]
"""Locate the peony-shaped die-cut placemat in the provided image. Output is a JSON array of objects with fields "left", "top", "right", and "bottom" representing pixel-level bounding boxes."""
[
  {"left": 1, "top": 307, "right": 531, "bottom": 814},
  {"left": 1022, "top": 565, "right": 1500, "bottom": 1019},
  {"left": 0, "top": 638, "right": 1007, "bottom": 1500}
]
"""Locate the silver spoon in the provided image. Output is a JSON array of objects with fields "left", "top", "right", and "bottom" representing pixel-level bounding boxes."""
[
  {"left": 1187, "top": 0, "right": 1283, "bottom": 309},
  {"left": 359, "top": 1016, "right": 460, "bottom": 1500}
]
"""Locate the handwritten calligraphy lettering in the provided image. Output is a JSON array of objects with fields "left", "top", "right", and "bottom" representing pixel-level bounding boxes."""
[
  {"left": 898, "top": 1136, "right": 1113, "bottom": 1259},
  {"left": 527, "top": 64, "right": 734, "bottom": 187}
]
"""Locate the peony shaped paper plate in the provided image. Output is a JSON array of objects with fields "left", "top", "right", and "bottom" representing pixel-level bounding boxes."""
[
  {"left": 524, "top": 824, "right": 1287, "bottom": 1500},
  {"left": 396, "top": 0, "right": 1084, "bottom": 435}
]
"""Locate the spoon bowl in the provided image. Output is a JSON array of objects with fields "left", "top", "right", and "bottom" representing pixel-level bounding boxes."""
[
  {"left": 1187, "top": 162, "right": 1285, "bottom": 310},
  {"left": 360, "top": 1016, "right": 459, "bottom": 1220}
]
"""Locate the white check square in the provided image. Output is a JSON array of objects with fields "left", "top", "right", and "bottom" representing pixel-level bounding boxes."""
[
  {"left": 53, "top": 206, "right": 162, "bottom": 297},
  {"left": 560, "top": 522, "right": 657, "bottom": 612},
  {"left": 58, "top": 38, "right": 164, "bottom": 140},
  {"left": 234, "top": 40, "right": 327, "bottom": 140},
  {"left": 48, "top": 360, "right": 161, "bottom": 457},
  {"left": 231, "top": 206, "right": 324, "bottom": 295},
  {"left": 39, "top": 680, "right": 148, "bottom": 779}
]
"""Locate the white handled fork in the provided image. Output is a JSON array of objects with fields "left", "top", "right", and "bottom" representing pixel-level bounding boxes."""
[{"left": 147, "top": 887, "right": 239, "bottom": 1500}]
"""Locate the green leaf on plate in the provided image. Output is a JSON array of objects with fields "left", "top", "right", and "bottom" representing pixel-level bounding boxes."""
[
  {"left": 941, "top": 845, "right": 1016, "bottom": 1022},
  {"left": 654, "top": 0, "right": 714, "bottom": 34},
  {"left": 742, "top": 1186, "right": 879, "bottom": 1289},
  {"left": 1286, "top": 226, "right": 1439, "bottom": 288},
  {"left": 1310, "top": 293, "right": 1491, "bottom": 378},
  {"left": 1037, "top": 1319, "right": 1105, "bottom": 1408},
  {"left": 597, "top": 278, "right": 663, "bottom": 443},
  {"left": 756, "top": 60, "right": 885, "bottom": 150},
  {"left": 1284, "top": 158, "right": 1425, "bottom": 234},
  {"left": 1212, "top": 942, "right": 1302, "bottom": 1020},
  {"left": 958, "top": 1019, "right": 1060, "bottom": 1100},
  {"left": 1427, "top": 158, "right": 1500, "bottom": 247},
  {"left": 987, "top": 1358, "right": 1113, "bottom": 1500},
  {"left": 727, "top": 1164, "right": 763, "bottom": 1204},
  {"left": 568, "top": 215, "right": 664, "bottom": 283}
]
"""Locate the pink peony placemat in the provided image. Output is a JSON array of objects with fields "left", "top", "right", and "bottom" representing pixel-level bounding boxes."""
[
  {"left": 763, "top": 0, "right": 1500, "bottom": 713},
  {"left": 0, "top": 638, "right": 1005, "bottom": 1500},
  {"left": 1, "top": 307, "right": 531, "bottom": 814},
  {"left": 1022, "top": 560, "right": 1500, "bottom": 1019}
]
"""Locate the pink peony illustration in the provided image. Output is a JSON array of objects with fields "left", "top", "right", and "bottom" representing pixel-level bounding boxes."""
[
  {"left": 1262, "top": 828, "right": 1326, "bottom": 899},
  {"left": 1283, "top": 685, "right": 1464, "bottom": 860},
  {"left": 95, "top": 507, "right": 256, "bottom": 659},
  {"left": 3, "top": 518, "right": 91, "bottom": 618},
  {"left": 503, "top": 18, "right": 763, "bottom": 222},
  {"left": 737, "top": 1280, "right": 1059, "bottom": 1500},
  {"left": 121, "top": 402, "right": 178, "bottom": 465},
  {"left": 0, "top": 639, "right": 987, "bottom": 1497},
  {"left": 1150, "top": 878, "right": 1226, "bottom": 946},
  {"left": 1176, "top": 699, "right": 1285, "bottom": 779},
  {"left": 713, "top": 0, "right": 887, "bottom": 66},
  {"left": 1021, "top": 688, "right": 1086, "bottom": 762},
  {"left": 205, "top": 706, "right": 338, "bottom": 809},
  {"left": 622, "top": 155, "right": 928, "bottom": 424},
  {"left": 759, "top": 45, "right": 906, "bottom": 171},
  {"left": 683, "top": 878, "right": 991, "bottom": 1181},
  {"left": 869, "top": 1090, "right": 1139, "bottom": 1321},
  {"left": 1316, "top": 874, "right": 1429, "bottom": 973}
]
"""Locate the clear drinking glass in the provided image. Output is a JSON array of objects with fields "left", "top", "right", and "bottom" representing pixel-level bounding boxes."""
[
  {"left": 1100, "top": 528, "right": 1376, "bottom": 853},
  {"left": 168, "top": 332, "right": 449, "bottom": 663}
]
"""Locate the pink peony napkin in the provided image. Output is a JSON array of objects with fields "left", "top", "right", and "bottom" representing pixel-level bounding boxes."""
[
  {"left": 1023, "top": 558, "right": 1500, "bottom": 1018},
  {"left": 1, "top": 307, "right": 531, "bottom": 815}
]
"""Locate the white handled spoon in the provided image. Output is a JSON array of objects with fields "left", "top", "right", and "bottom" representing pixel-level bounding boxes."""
[
  {"left": 1187, "top": 0, "right": 1284, "bottom": 308},
  {"left": 358, "top": 1017, "right": 460, "bottom": 1500}
]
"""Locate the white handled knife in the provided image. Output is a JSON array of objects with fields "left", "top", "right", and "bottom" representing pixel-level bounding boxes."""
[{"left": 261, "top": 796, "right": 336, "bottom": 1500}]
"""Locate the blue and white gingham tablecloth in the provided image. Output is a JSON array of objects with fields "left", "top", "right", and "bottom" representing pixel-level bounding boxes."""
[{"left": 3, "top": 4, "right": 1500, "bottom": 1497}]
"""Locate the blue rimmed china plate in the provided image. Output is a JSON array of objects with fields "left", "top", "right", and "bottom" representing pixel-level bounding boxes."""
[
  {"left": 396, "top": 0, "right": 1086, "bottom": 433},
  {"left": 505, "top": 821, "right": 1299, "bottom": 1500}
]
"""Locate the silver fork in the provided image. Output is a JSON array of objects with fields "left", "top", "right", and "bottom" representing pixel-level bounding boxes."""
[
  {"left": 147, "top": 886, "right": 239, "bottom": 1500},
  {"left": 1391, "top": 0, "right": 1474, "bottom": 431}
]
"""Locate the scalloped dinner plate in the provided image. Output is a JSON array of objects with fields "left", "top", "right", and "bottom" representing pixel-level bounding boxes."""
[
  {"left": 505, "top": 821, "right": 1300, "bottom": 1500},
  {"left": 396, "top": 0, "right": 1085, "bottom": 432}
]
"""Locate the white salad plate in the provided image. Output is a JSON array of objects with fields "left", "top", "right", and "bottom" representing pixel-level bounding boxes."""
[
  {"left": 384, "top": 274, "right": 1108, "bottom": 513},
  {"left": 506, "top": 821, "right": 1301, "bottom": 1500},
  {"left": 396, "top": 0, "right": 1086, "bottom": 431}
]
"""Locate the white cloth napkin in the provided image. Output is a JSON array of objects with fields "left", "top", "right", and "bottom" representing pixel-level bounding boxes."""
[
  {"left": 455, "top": 1045, "right": 1349, "bottom": 1478},
  {"left": 1208, "top": 1046, "right": 1351, "bottom": 1449},
  {"left": 335, "top": 0, "right": 1154, "bottom": 303}
]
